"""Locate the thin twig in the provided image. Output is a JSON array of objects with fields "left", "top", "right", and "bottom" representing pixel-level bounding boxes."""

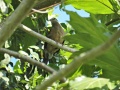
[
  {"left": 32, "top": 9, "right": 48, "bottom": 14},
  {"left": 105, "top": 18, "right": 120, "bottom": 26},
  {"left": 29, "top": 2, "right": 61, "bottom": 15},
  {"left": 0, "top": 48, "right": 66, "bottom": 82}
]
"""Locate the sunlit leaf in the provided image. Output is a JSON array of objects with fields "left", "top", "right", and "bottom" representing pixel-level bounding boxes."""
[
  {"left": 5, "top": 0, "right": 12, "bottom": 4},
  {"left": 0, "top": 54, "right": 10, "bottom": 68},
  {"left": 65, "top": 11, "right": 107, "bottom": 48},
  {"left": 65, "top": 0, "right": 113, "bottom": 14},
  {"left": 69, "top": 77, "right": 115, "bottom": 90},
  {"left": 28, "top": 48, "right": 39, "bottom": 60},
  {"left": 65, "top": 10, "right": 120, "bottom": 80},
  {"left": 14, "top": 60, "right": 23, "bottom": 74},
  {"left": 0, "top": 0, "right": 8, "bottom": 14}
]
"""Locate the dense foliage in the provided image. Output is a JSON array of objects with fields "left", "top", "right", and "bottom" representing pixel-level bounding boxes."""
[{"left": 0, "top": 0, "right": 120, "bottom": 90}]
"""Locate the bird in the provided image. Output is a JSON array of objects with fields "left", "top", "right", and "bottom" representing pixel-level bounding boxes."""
[{"left": 43, "top": 18, "right": 65, "bottom": 64}]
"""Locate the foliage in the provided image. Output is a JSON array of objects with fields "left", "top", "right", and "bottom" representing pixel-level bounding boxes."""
[
  {"left": 0, "top": 0, "right": 120, "bottom": 90},
  {"left": 69, "top": 76, "right": 115, "bottom": 90}
]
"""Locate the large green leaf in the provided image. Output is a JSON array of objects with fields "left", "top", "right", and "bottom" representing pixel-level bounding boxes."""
[
  {"left": 90, "top": 48, "right": 120, "bottom": 80},
  {"left": 69, "top": 77, "right": 115, "bottom": 90},
  {"left": 65, "top": 11, "right": 120, "bottom": 80},
  {"left": 65, "top": 11, "right": 107, "bottom": 48},
  {"left": 8, "top": 17, "right": 38, "bottom": 51},
  {"left": 65, "top": 0, "right": 114, "bottom": 14}
]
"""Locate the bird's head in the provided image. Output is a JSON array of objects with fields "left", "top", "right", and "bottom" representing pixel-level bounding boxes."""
[{"left": 49, "top": 18, "right": 58, "bottom": 25}]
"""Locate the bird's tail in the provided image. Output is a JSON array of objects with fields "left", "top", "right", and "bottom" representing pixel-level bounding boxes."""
[
  {"left": 43, "top": 50, "right": 49, "bottom": 64},
  {"left": 43, "top": 50, "right": 49, "bottom": 77}
]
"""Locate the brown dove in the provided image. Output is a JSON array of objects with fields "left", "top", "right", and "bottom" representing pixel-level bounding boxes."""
[{"left": 43, "top": 18, "right": 65, "bottom": 64}]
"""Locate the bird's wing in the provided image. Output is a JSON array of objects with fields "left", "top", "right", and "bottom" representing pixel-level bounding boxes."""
[{"left": 43, "top": 22, "right": 65, "bottom": 64}]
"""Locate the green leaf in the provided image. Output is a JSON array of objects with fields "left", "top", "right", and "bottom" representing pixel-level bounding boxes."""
[
  {"left": 65, "top": 33, "right": 93, "bottom": 48},
  {"left": 65, "top": 10, "right": 120, "bottom": 80},
  {"left": 21, "top": 18, "right": 38, "bottom": 50},
  {"left": 22, "top": 17, "right": 35, "bottom": 29},
  {"left": 48, "top": 63, "right": 59, "bottom": 70},
  {"left": 69, "top": 77, "right": 114, "bottom": 90},
  {"left": 0, "top": 77, "right": 9, "bottom": 85},
  {"left": 0, "top": 0, "right": 8, "bottom": 14},
  {"left": 19, "top": 50, "right": 28, "bottom": 56},
  {"left": 22, "top": 33, "right": 38, "bottom": 50},
  {"left": 28, "top": 48, "right": 39, "bottom": 60},
  {"left": 14, "top": 60, "right": 23, "bottom": 74},
  {"left": 4, "top": 0, "right": 12, "bottom": 4},
  {"left": 65, "top": 0, "right": 114, "bottom": 14},
  {"left": 29, "top": 46, "right": 39, "bottom": 50},
  {"left": 90, "top": 48, "right": 120, "bottom": 80},
  {"left": 65, "top": 11, "right": 107, "bottom": 48},
  {"left": 81, "top": 65, "right": 97, "bottom": 77},
  {"left": 10, "top": 29, "right": 38, "bottom": 51},
  {"left": 0, "top": 54, "right": 10, "bottom": 68}
]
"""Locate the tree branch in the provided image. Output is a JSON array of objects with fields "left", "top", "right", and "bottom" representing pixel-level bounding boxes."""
[
  {"left": 34, "top": 0, "right": 61, "bottom": 10},
  {"left": 35, "top": 27, "right": 120, "bottom": 90},
  {"left": 105, "top": 18, "right": 120, "bottom": 26},
  {"left": 18, "top": 24, "right": 77, "bottom": 52},
  {"left": 30, "top": 0, "right": 61, "bottom": 15},
  {"left": 0, "top": 0, "right": 38, "bottom": 48},
  {"left": 0, "top": 48, "right": 66, "bottom": 82}
]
